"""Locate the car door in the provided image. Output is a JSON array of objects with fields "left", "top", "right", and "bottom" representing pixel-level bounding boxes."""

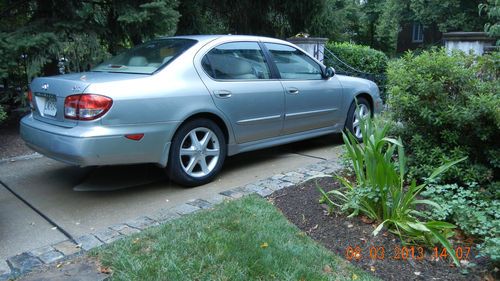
[
  {"left": 264, "top": 43, "right": 343, "bottom": 135},
  {"left": 197, "top": 41, "right": 284, "bottom": 144}
]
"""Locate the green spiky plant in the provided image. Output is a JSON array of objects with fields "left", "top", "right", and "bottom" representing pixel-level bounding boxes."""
[{"left": 319, "top": 114, "right": 466, "bottom": 266}]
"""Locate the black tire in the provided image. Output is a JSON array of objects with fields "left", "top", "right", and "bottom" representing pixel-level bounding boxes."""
[
  {"left": 345, "top": 97, "right": 371, "bottom": 141},
  {"left": 167, "top": 119, "right": 226, "bottom": 187}
]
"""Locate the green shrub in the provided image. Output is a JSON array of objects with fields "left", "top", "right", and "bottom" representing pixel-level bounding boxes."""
[
  {"left": 319, "top": 115, "right": 465, "bottom": 266},
  {"left": 325, "top": 42, "right": 389, "bottom": 100},
  {"left": 387, "top": 49, "right": 499, "bottom": 186},
  {"left": 421, "top": 183, "right": 500, "bottom": 262},
  {"left": 325, "top": 42, "right": 388, "bottom": 74},
  {"left": 0, "top": 105, "right": 6, "bottom": 123}
]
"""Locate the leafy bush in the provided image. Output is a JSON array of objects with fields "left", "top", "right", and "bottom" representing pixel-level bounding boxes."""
[
  {"left": 319, "top": 115, "right": 465, "bottom": 266},
  {"left": 387, "top": 49, "right": 499, "bottom": 187},
  {"left": 325, "top": 42, "right": 388, "bottom": 74},
  {"left": 421, "top": 183, "right": 500, "bottom": 262},
  {"left": 0, "top": 105, "right": 6, "bottom": 123},
  {"left": 325, "top": 42, "right": 389, "bottom": 100}
]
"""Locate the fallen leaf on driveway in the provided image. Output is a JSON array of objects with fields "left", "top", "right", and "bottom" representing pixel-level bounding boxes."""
[{"left": 99, "top": 265, "right": 112, "bottom": 274}]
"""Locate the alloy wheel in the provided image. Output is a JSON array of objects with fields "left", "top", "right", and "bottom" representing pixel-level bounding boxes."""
[
  {"left": 179, "top": 127, "right": 220, "bottom": 178},
  {"left": 352, "top": 103, "right": 370, "bottom": 139}
]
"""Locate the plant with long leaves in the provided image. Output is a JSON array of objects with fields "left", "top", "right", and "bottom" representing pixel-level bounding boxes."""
[{"left": 319, "top": 115, "right": 466, "bottom": 266}]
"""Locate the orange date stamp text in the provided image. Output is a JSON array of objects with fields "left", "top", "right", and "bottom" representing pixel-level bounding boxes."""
[{"left": 345, "top": 245, "right": 471, "bottom": 262}]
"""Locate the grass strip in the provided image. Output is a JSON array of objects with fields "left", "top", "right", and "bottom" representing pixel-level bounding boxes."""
[{"left": 95, "top": 195, "right": 378, "bottom": 281}]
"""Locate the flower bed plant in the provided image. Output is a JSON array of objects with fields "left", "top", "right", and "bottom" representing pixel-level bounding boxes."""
[{"left": 319, "top": 115, "right": 465, "bottom": 266}]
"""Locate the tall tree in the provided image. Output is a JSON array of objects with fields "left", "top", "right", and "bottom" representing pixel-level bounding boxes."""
[
  {"left": 0, "top": 0, "right": 179, "bottom": 121},
  {"left": 372, "top": 0, "right": 489, "bottom": 53},
  {"left": 176, "top": 0, "right": 326, "bottom": 38},
  {"left": 176, "top": 0, "right": 228, "bottom": 35},
  {"left": 80, "top": 0, "right": 180, "bottom": 54},
  {"left": 480, "top": 0, "right": 500, "bottom": 45},
  {"left": 409, "top": 0, "right": 486, "bottom": 32}
]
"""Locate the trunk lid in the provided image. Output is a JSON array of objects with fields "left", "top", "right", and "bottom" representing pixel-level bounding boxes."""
[{"left": 30, "top": 72, "right": 145, "bottom": 127}]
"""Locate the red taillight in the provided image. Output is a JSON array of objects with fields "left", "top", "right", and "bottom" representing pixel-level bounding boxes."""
[
  {"left": 64, "top": 95, "right": 80, "bottom": 119},
  {"left": 64, "top": 94, "right": 113, "bottom": 120},
  {"left": 27, "top": 90, "right": 33, "bottom": 109}
]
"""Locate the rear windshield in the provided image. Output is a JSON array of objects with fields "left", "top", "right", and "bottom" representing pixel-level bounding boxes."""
[{"left": 92, "top": 39, "right": 197, "bottom": 74}]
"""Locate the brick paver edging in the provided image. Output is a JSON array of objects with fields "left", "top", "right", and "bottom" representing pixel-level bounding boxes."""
[{"left": 0, "top": 159, "right": 341, "bottom": 280}]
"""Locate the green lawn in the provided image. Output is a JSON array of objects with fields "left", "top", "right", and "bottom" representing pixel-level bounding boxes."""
[{"left": 95, "top": 195, "right": 377, "bottom": 281}]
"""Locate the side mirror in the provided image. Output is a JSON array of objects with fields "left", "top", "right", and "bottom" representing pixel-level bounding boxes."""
[{"left": 324, "top": 66, "right": 335, "bottom": 78}]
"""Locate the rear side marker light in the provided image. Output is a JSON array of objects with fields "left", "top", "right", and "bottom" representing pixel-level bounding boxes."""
[
  {"left": 64, "top": 94, "right": 113, "bottom": 120},
  {"left": 125, "top": 134, "right": 144, "bottom": 141}
]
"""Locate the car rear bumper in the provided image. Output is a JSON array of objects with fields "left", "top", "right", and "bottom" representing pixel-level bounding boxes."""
[{"left": 20, "top": 114, "right": 178, "bottom": 167}]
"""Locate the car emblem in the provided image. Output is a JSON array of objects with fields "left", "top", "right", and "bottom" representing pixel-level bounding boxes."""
[{"left": 41, "top": 83, "right": 49, "bottom": 91}]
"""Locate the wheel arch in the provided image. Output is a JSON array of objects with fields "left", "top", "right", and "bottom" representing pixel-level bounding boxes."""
[
  {"left": 165, "top": 112, "right": 229, "bottom": 186},
  {"left": 343, "top": 92, "right": 373, "bottom": 131},
  {"left": 181, "top": 112, "right": 230, "bottom": 144},
  {"left": 354, "top": 93, "right": 374, "bottom": 115}
]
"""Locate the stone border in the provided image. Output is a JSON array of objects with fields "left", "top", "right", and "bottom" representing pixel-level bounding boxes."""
[
  {"left": 0, "top": 153, "right": 43, "bottom": 165},
  {"left": 0, "top": 159, "right": 341, "bottom": 280}
]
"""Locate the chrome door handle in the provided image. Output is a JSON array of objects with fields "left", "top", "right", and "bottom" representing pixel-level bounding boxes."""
[
  {"left": 287, "top": 87, "right": 299, "bottom": 95},
  {"left": 214, "top": 90, "right": 232, "bottom": 98}
]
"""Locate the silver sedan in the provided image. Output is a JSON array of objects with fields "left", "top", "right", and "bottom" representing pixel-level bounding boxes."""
[{"left": 21, "top": 35, "right": 383, "bottom": 186}]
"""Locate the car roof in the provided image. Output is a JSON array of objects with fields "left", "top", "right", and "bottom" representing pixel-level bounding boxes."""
[{"left": 157, "top": 34, "right": 287, "bottom": 45}]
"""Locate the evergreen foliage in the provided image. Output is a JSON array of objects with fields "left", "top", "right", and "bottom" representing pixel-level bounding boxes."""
[
  {"left": 0, "top": 0, "right": 493, "bottom": 122},
  {"left": 387, "top": 49, "right": 499, "bottom": 187},
  {"left": 0, "top": 0, "right": 180, "bottom": 121}
]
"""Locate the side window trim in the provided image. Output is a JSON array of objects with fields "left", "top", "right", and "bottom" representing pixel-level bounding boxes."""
[
  {"left": 258, "top": 41, "right": 281, "bottom": 79},
  {"left": 202, "top": 54, "right": 216, "bottom": 78}
]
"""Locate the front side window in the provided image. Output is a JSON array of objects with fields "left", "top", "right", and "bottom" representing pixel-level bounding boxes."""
[
  {"left": 93, "top": 39, "right": 197, "bottom": 74},
  {"left": 265, "top": 43, "right": 322, "bottom": 80},
  {"left": 202, "top": 42, "right": 271, "bottom": 80}
]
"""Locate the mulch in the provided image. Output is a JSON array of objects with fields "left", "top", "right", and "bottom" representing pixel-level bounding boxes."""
[
  {"left": 0, "top": 116, "right": 33, "bottom": 160},
  {"left": 271, "top": 177, "right": 496, "bottom": 281}
]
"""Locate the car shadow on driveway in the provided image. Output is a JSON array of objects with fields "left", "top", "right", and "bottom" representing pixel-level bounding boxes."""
[{"left": 72, "top": 133, "right": 343, "bottom": 192}]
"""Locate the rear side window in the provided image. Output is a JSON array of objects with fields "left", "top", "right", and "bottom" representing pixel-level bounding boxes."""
[
  {"left": 202, "top": 42, "right": 271, "bottom": 80},
  {"left": 264, "top": 43, "right": 322, "bottom": 80}
]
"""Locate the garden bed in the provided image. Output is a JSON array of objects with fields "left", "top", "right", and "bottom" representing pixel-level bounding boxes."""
[
  {"left": 271, "top": 177, "right": 494, "bottom": 281},
  {"left": 0, "top": 116, "right": 33, "bottom": 160}
]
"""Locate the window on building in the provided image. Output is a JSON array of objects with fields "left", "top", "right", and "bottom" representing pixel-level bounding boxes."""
[{"left": 412, "top": 23, "right": 424, "bottom": 43}]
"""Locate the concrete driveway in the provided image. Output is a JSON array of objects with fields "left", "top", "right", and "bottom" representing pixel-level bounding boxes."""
[{"left": 0, "top": 134, "right": 343, "bottom": 265}]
